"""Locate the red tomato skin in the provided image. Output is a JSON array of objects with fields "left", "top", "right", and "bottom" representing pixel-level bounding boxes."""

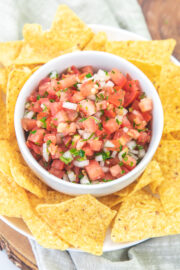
[
  {"left": 48, "top": 168, "right": 64, "bottom": 178},
  {"left": 44, "top": 134, "right": 57, "bottom": 144},
  {"left": 110, "top": 68, "right": 127, "bottom": 87},
  {"left": 80, "top": 81, "right": 95, "bottom": 97},
  {"left": 82, "top": 146, "right": 94, "bottom": 156},
  {"left": 110, "top": 164, "right": 122, "bottom": 177},
  {"left": 108, "top": 90, "right": 125, "bottom": 107},
  {"left": 83, "top": 118, "right": 98, "bottom": 132},
  {"left": 50, "top": 102, "right": 62, "bottom": 116},
  {"left": 103, "top": 119, "right": 119, "bottom": 134},
  {"left": 22, "top": 119, "right": 37, "bottom": 131},
  {"left": 85, "top": 160, "right": 104, "bottom": 181},
  {"left": 142, "top": 111, "right": 152, "bottom": 122},
  {"left": 28, "top": 129, "right": 45, "bottom": 144},
  {"left": 51, "top": 160, "right": 65, "bottom": 170},
  {"left": 81, "top": 66, "right": 93, "bottom": 74},
  {"left": 88, "top": 140, "right": 103, "bottom": 151}
]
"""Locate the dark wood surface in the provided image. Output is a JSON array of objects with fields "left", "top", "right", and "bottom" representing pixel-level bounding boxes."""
[
  {"left": 1, "top": 2, "right": 179, "bottom": 269},
  {"left": 139, "top": 0, "right": 180, "bottom": 60}
]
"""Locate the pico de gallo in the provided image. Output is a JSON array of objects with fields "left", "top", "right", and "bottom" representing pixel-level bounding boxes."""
[{"left": 22, "top": 66, "right": 153, "bottom": 184}]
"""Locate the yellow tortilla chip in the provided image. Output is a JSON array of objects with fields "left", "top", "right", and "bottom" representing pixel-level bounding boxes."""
[
  {"left": 98, "top": 194, "right": 123, "bottom": 208},
  {"left": 84, "top": 32, "right": 107, "bottom": 51},
  {"left": 0, "top": 140, "right": 12, "bottom": 177},
  {"left": 0, "top": 68, "right": 8, "bottom": 94},
  {"left": 155, "top": 140, "right": 180, "bottom": 213},
  {"left": 128, "top": 59, "right": 161, "bottom": 89},
  {"left": 37, "top": 194, "right": 116, "bottom": 255},
  {"left": 115, "top": 181, "right": 137, "bottom": 198},
  {"left": 111, "top": 190, "right": 176, "bottom": 242},
  {"left": 51, "top": 5, "right": 94, "bottom": 49},
  {"left": 6, "top": 68, "right": 32, "bottom": 137},
  {"left": 0, "top": 172, "right": 30, "bottom": 218},
  {"left": 9, "top": 145, "right": 48, "bottom": 198},
  {"left": 0, "top": 92, "right": 7, "bottom": 139},
  {"left": 23, "top": 192, "right": 69, "bottom": 250},
  {"left": 0, "top": 41, "right": 23, "bottom": 66},
  {"left": 106, "top": 39, "right": 176, "bottom": 65}
]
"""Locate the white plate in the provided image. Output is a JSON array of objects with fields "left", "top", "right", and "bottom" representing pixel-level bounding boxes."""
[{"left": 1, "top": 24, "right": 179, "bottom": 253}]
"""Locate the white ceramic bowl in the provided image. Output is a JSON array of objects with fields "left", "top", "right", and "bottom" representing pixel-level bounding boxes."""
[{"left": 14, "top": 51, "right": 163, "bottom": 197}]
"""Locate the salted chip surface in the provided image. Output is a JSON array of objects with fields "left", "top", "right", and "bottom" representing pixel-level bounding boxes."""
[
  {"left": 0, "top": 172, "right": 30, "bottom": 218},
  {"left": 111, "top": 190, "right": 176, "bottom": 242},
  {"left": 37, "top": 194, "right": 116, "bottom": 255},
  {"left": 106, "top": 39, "right": 176, "bottom": 65},
  {"left": 51, "top": 5, "right": 94, "bottom": 49},
  {"left": 98, "top": 194, "right": 123, "bottom": 208},
  {"left": 6, "top": 68, "right": 32, "bottom": 137},
  {"left": 0, "top": 41, "right": 23, "bottom": 66},
  {"left": 84, "top": 32, "right": 107, "bottom": 51},
  {"left": 23, "top": 192, "right": 69, "bottom": 250},
  {"left": 9, "top": 146, "right": 48, "bottom": 198},
  {"left": 0, "top": 68, "right": 7, "bottom": 94},
  {"left": 0, "top": 92, "right": 7, "bottom": 139},
  {"left": 155, "top": 140, "right": 180, "bottom": 213},
  {"left": 0, "top": 140, "right": 12, "bottom": 177}
]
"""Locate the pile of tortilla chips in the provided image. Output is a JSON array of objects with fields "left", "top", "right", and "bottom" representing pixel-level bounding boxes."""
[{"left": 0, "top": 5, "right": 180, "bottom": 256}]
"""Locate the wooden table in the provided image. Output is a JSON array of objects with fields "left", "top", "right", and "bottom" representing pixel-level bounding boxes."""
[{"left": 1, "top": 1, "right": 179, "bottom": 269}]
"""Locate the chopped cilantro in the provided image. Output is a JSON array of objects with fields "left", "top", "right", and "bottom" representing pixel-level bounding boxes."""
[
  {"left": 130, "top": 161, "right": 134, "bottom": 167},
  {"left": 140, "top": 92, "right": 146, "bottom": 99},
  {"left": 102, "top": 151, "right": 111, "bottom": 161},
  {"left": 121, "top": 169, "right": 125, "bottom": 174},
  {"left": 102, "top": 178, "right": 112, "bottom": 182},
  {"left": 37, "top": 95, "right": 40, "bottom": 100},
  {"left": 78, "top": 173, "right": 84, "bottom": 180},
  {"left": 137, "top": 144, "right": 144, "bottom": 150},
  {"left": 46, "top": 140, "right": 52, "bottom": 146},
  {"left": 60, "top": 156, "right": 72, "bottom": 164},
  {"left": 30, "top": 130, "right": 37, "bottom": 134},
  {"left": 79, "top": 149, "right": 85, "bottom": 157},
  {"left": 82, "top": 132, "right": 95, "bottom": 141},
  {"left": 50, "top": 99, "right": 55, "bottom": 103},
  {"left": 98, "top": 123, "right": 103, "bottom": 130},
  {"left": 119, "top": 145, "right": 123, "bottom": 152},
  {"left": 111, "top": 70, "right": 115, "bottom": 74},
  {"left": 40, "top": 117, "right": 47, "bottom": 128},
  {"left": 104, "top": 70, "right": 108, "bottom": 75},
  {"left": 79, "top": 117, "right": 87, "bottom": 122},
  {"left": 70, "top": 148, "right": 79, "bottom": 156},
  {"left": 119, "top": 161, "right": 123, "bottom": 166},
  {"left": 105, "top": 116, "right": 110, "bottom": 121},
  {"left": 122, "top": 152, "right": 127, "bottom": 159},
  {"left": 86, "top": 73, "right": 92, "bottom": 78},
  {"left": 49, "top": 71, "right": 59, "bottom": 79},
  {"left": 116, "top": 119, "right": 122, "bottom": 125}
]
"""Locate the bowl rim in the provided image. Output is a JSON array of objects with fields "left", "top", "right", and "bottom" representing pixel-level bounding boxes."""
[{"left": 14, "top": 50, "right": 164, "bottom": 191}]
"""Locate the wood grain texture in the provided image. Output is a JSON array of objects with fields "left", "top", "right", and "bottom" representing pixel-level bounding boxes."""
[{"left": 139, "top": 0, "right": 180, "bottom": 60}]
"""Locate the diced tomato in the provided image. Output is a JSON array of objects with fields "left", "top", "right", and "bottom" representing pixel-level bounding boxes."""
[
  {"left": 83, "top": 118, "right": 98, "bottom": 132},
  {"left": 37, "top": 112, "right": 48, "bottom": 121},
  {"left": 73, "top": 166, "right": 80, "bottom": 182},
  {"left": 124, "top": 80, "right": 140, "bottom": 92},
  {"left": 50, "top": 102, "right": 62, "bottom": 116},
  {"left": 103, "top": 119, "right": 119, "bottom": 134},
  {"left": 67, "top": 123, "right": 77, "bottom": 135},
  {"left": 22, "top": 119, "right": 37, "bottom": 131},
  {"left": 39, "top": 81, "right": 51, "bottom": 96},
  {"left": 108, "top": 90, "right": 125, "bottom": 107},
  {"left": 122, "top": 155, "right": 137, "bottom": 170},
  {"left": 48, "top": 168, "right": 64, "bottom": 178},
  {"left": 59, "top": 75, "right": 77, "bottom": 89},
  {"left": 66, "top": 110, "right": 78, "bottom": 121},
  {"left": 137, "top": 132, "right": 151, "bottom": 144},
  {"left": 44, "top": 134, "right": 56, "bottom": 144},
  {"left": 51, "top": 160, "right": 65, "bottom": 170},
  {"left": 80, "top": 81, "right": 95, "bottom": 97},
  {"left": 110, "top": 164, "right": 122, "bottom": 177},
  {"left": 88, "top": 140, "right": 103, "bottom": 151},
  {"left": 96, "top": 101, "right": 107, "bottom": 111},
  {"left": 131, "top": 100, "right": 140, "bottom": 111},
  {"left": 68, "top": 65, "right": 80, "bottom": 75},
  {"left": 76, "top": 139, "right": 86, "bottom": 150},
  {"left": 122, "top": 116, "right": 132, "bottom": 128},
  {"left": 81, "top": 66, "right": 93, "bottom": 75},
  {"left": 48, "top": 143, "right": 58, "bottom": 156},
  {"left": 104, "top": 104, "right": 116, "bottom": 118},
  {"left": 126, "top": 73, "right": 132, "bottom": 81},
  {"left": 28, "top": 129, "right": 45, "bottom": 144},
  {"left": 71, "top": 92, "right": 84, "bottom": 103},
  {"left": 128, "top": 110, "right": 145, "bottom": 126},
  {"left": 29, "top": 102, "right": 42, "bottom": 113},
  {"left": 82, "top": 145, "right": 94, "bottom": 156},
  {"left": 51, "top": 146, "right": 64, "bottom": 159},
  {"left": 63, "top": 136, "right": 72, "bottom": 147},
  {"left": 124, "top": 89, "right": 139, "bottom": 107},
  {"left": 52, "top": 110, "right": 69, "bottom": 125},
  {"left": 110, "top": 68, "right": 127, "bottom": 87},
  {"left": 103, "top": 172, "right": 114, "bottom": 181},
  {"left": 26, "top": 141, "right": 42, "bottom": 155},
  {"left": 139, "top": 98, "right": 153, "bottom": 112},
  {"left": 85, "top": 160, "right": 104, "bottom": 181},
  {"left": 60, "top": 91, "right": 72, "bottom": 102},
  {"left": 127, "top": 129, "right": 140, "bottom": 139},
  {"left": 79, "top": 100, "right": 96, "bottom": 116},
  {"left": 28, "top": 91, "right": 38, "bottom": 102},
  {"left": 119, "top": 133, "right": 131, "bottom": 145},
  {"left": 142, "top": 111, "right": 152, "bottom": 122}
]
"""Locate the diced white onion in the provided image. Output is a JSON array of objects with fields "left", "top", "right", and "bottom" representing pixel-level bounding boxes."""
[
  {"left": 102, "top": 166, "right": 109, "bottom": 173},
  {"left": 87, "top": 95, "right": 96, "bottom": 101},
  {"left": 25, "top": 102, "right": 30, "bottom": 109},
  {"left": 127, "top": 140, "right": 136, "bottom": 150},
  {"left": 63, "top": 174, "right": 69, "bottom": 182},
  {"left": 41, "top": 104, "right": 46, "bottom": 110},
  {"left": 115, "top": 115, "right": 123, "bottom": 123},
  {"left": 123, "top": 108, "right": 128, "bottom": 115},
  {"left": 91, "top": 116, "right": 100, "bottom": 123},
  {"left": 100, "top": 161, "right": 105, "bottom": 167},
  {"left": 77, "top": 83, "right": 82, "bottom": 90},
  {"left": 95, "top": 155, "right": 103, "bottom": 162},
  {"left": 43, "top": 143, "right": 49, "bottom": 162},
  {"left": 80, "top": 175, "right": 90, "bottom": 184},
  {"left": 130, "top": 153, "right": 139, "bottom": 160},
  {"left": 94, "top": 111, "right": 102, "bottom": 118},
  {"left": 82, "top": 76, "right": 94, "bottom": 83},
  {"left": 104, "top": 140, "right": 115, "bottom": 148},
  {"left": 138, "top": 149, "right": 146, "bottom": 158},
  {"left": 24, "top": 111, "right": 35, "bottom": 119},
  {"left": 130, "top": 149, "right": 139, "bottom": 155},
  {"left": 94, "top": 69, "right": 110, "bottom": 82},
  {"left": 118, "top": 149, "right": 127, "bottom": 161},
  {"left": 123, "top": 127, "right": 129, "bottom": 133},
  {"left": 67, "top": 171, "right": 76, "bottom": 182},
  {"left": 105, "top": 80, "right": 114, "bottom": 87},
  {"left": 112, "top": 151, "right": 117, "bottom": 158},
  {"left": 82, "top": 132, "right": 91, "bottom": 140},
  {"left": 74, "top": 160, "right": 89, "bottom": 168},
  {"left": 78, "top": 129, "right": 84, "bottom": 136},
  {"left": 63, "top": 150, "right": 73, "bottom": 160},
  {"left": 62, "top": 102, "right": 77, "bottom": 110},
  {"left": 91, "top": 88, "right": 97, "bottom": 94}
]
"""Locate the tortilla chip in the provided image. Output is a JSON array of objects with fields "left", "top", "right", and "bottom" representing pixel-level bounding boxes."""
[
  {"left": 98, "top": 194, "right": 123, "bottom": 208},
  {"left": 111, "top": 190, "right": 176, "bottom": 242},
  {"left": 128, "top": 59, "right": 161, "bottom": 89},
  {"left": 84, "top": 32, "right": 107, "bottom": 51},
  {"left": 23, "top": 192, "right": 69, "bottom": 250},
  {"left": 0, "top": 41, "right": 23, "bottom": 66},
  {"left": 0, "top": 92, "right": 7, "bottom": 139},
  {"left": 0, "top": 140, "right": 12, "bottom": 177},
  {"left": 51, "top": 5, "right": 94, "bottom": 49},
  {"left": 6, "top": 68, "right": 32, "bottom": 137},
  {"left": 9, "top": 146, "right": 48, "bottom": 198},
  {"left": 155, "top": 140, "right": 180, "bottom": 213},
  {"left": 115, "top": 181, "right": 137, "bottom": 198},
  {"left": 0, "top": 68, "right": 8, "bottom": 94},
  {"left": 37, "top": 194, "right": 116, "bottom": 255},
  {"left": 106, "top": 39, "right": 176, "bottom": 65},
  {"left": 0, "top": 172, "right": 30, "bottom": 218}
]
